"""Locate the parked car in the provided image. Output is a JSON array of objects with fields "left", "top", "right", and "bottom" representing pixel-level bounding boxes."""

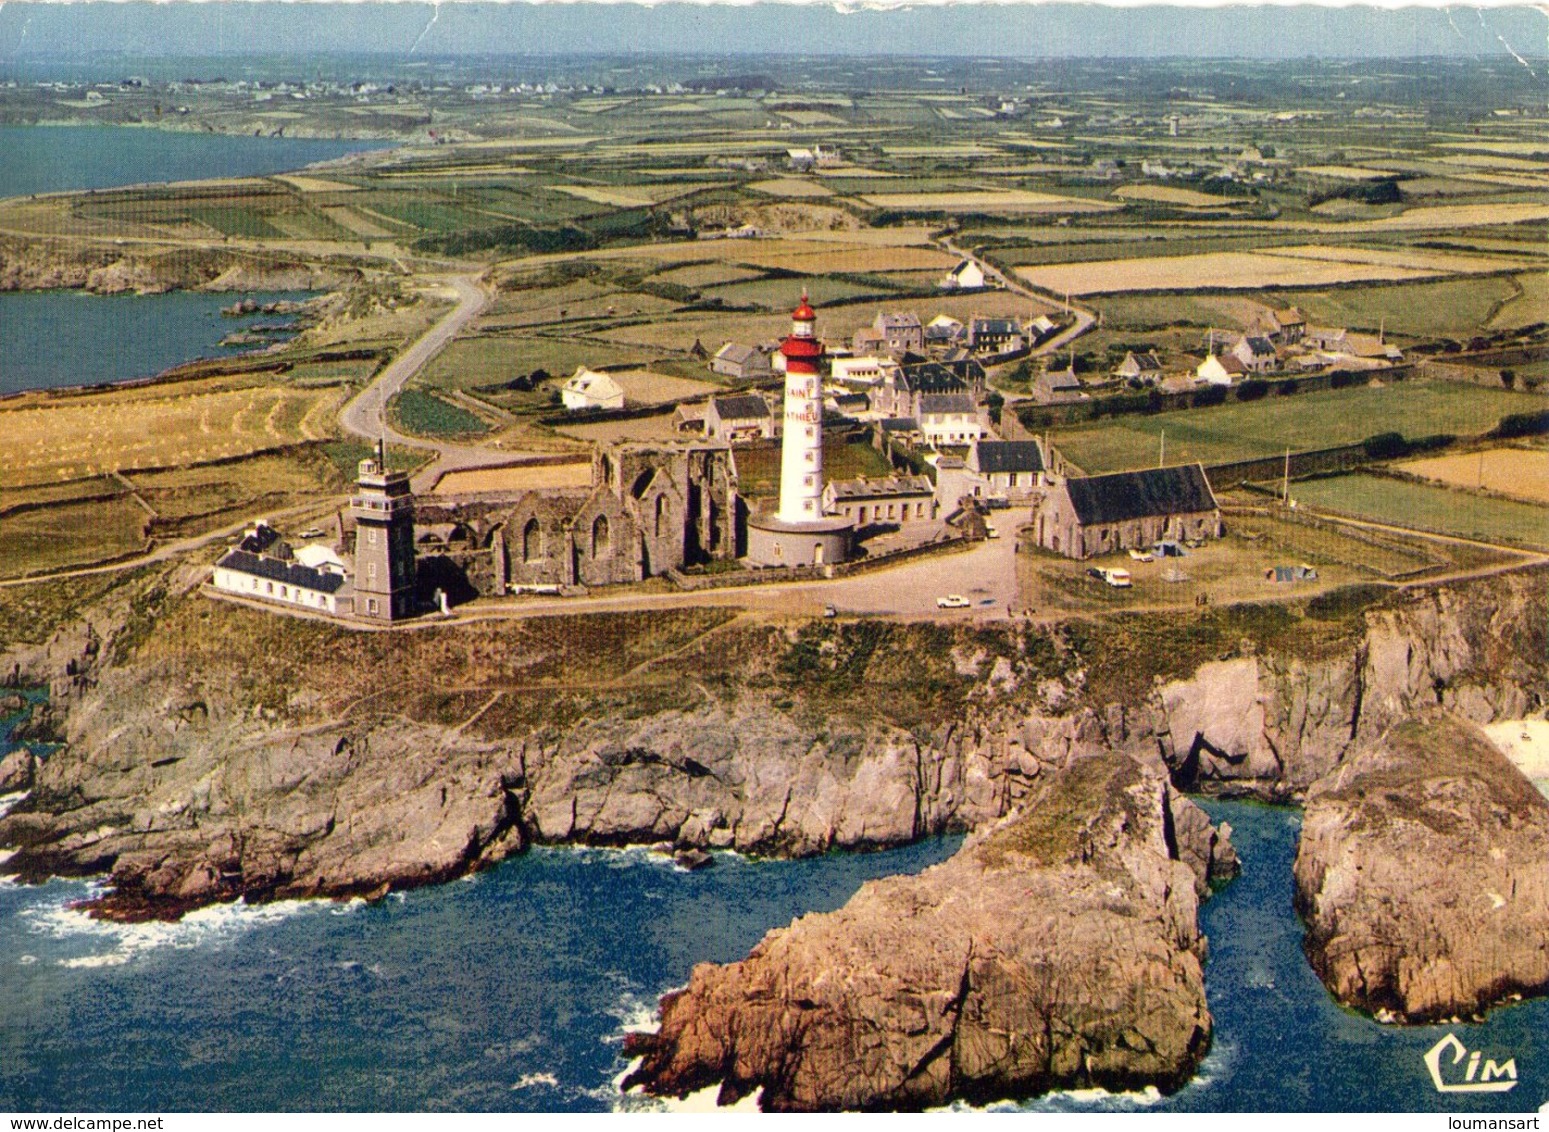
[
  {"left": 1127, "top": 548, "right": 1154, "bottom": 562},
  {"left": 1103, "top": 568, "right": 1133, "bottom": 588},
  {"left": 984, "top": 524, "right": 1000, "bottom": 539},
  {"left": 297, "top": 527, "right": 325, "bottom": 540},
  {"left": 822, "top": 604, "right": 838, "bottom": 619},
  {"left": 936, "top": 594, "right": 971, "bottom": 609}
]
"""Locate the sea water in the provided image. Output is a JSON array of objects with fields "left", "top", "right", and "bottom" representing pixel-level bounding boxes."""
[
  {"left": 0, "top": 126, "right": 388, "bottom": 199},
  {"left": 0, "top": 688, "right": 1544, "bottom": 1114},
  {"left": 0, "top": 290, "right": 315, "bottom": 394}
]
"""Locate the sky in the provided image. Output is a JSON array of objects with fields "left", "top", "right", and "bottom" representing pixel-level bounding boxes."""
[{"left": 0, "top": 0, "right": 1545, "bottom": 60}]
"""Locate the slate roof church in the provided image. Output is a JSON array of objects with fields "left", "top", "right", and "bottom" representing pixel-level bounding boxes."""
[{"left": 1031, "top": 463, "right": 1222, "bottom": 560}]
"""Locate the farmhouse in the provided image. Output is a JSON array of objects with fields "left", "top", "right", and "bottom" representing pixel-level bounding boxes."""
[
  {"left": 1116, "top": 351, "right": 1163, "bottom": 383},
  {"left": 868, "top": 362, "right": 974, "bottom": 419},
  {"left": 1196, "top": 353, "right": 1246, "bottom": 385},
  {"left": 940, "top": 259, "right": 987, "bottom": 291},
  {"left": 823, "top": 474, "right": 937, "bottom": 531},
  {"left": 1032, "top": 463, "right": 1223, "bottom": 560},
  {"left": 710, "top": 342, "right": 772, "bottom": 381},
  {"left": 1028, "top": 315, "right": 1059, "bottom": 344},
  {"left": 1269, "top": 307, "right": 1306, "bottom": 344},
  {"left": 1033, "top": 368, "right": 1088, "bottom": 403},
  {"left": 1232, "top": 336, "right": 1278, "bottom": 374},
  {"left": 561, "top": 367, "right": 625, "bottom": 411},
  {"left": 966, "top": 439, "right": 1048, "bottom": 501},
  {"left": 704, "top": 394, "right": 775, "bottom": 443}
]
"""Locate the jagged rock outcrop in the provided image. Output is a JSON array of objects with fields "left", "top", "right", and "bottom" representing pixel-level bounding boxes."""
[
  {"left": 1294, "top": 716, "right": 1549, "bottom": 1022},
  {"left": 0, "top": 570, "right": 1541, "bottom": 919},
  {"left": 622, "top": 754, "right": 1226, "bottom": 1111},
  {"left": 0, "top": 749, "right": 34, "bottom": 794}
]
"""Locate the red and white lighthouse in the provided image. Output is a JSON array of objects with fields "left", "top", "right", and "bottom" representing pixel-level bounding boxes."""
[
  {"left": 777, "top": 290, "right": 825, "bottom": 524},
  {"left": 742, "top": 292, "right": 854, "bottom": 569}
]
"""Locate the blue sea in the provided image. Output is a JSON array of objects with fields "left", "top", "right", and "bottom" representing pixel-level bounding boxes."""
[
  {"left": 0, "top": 290, "right": 316, "bottom": 394},
  {"left": 0, "top": 126, "right": 389, "bottom": 199},
  {"left": 0, "top": 687, "right": 1543, "bottom": 1119}
]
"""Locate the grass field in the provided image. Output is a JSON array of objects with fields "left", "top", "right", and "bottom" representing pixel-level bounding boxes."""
[
  {"left": 733, "top": 436, "right": 894, "bottom": 500},
  {"left": 0, "top": 495, "right": 148, "bottom": 579},
  {"left": 1051, "top": 383, "right": 1543, "bottom": 474},
  {"left": 126, "top": 448, "right": 345, "bottom": 534},
  {"left": 1396, "top": 447, "right": 1549, "bottom": 504},
  {"left": 1293, "top": 473, "right": 1549, "bottom": 548}
]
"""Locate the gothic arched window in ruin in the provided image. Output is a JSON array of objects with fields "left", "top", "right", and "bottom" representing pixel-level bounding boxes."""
[
  {"left": 655, "top": 494, "right": 669, "bottom": 539},
  {"left": 522, "top": 518, "right": 543, "bottom": 563},
  {"left": 592, "top": 515, "right": 610, "bottom": 558}
]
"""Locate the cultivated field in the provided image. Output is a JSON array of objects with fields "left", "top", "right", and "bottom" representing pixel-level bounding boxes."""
[
  {"left": 860, "top": 190, "right": 1119, "bottom": 215},
  {"left": 1293, "top": 473, "right": 1549, "bottom": 548},
  {"left": 610, "top": 369, "right": 720, "bottom": 405},
  {"left": 0, "top": 384, "right": 347, "bottom": 488},
  {"left": 1396, "top": 447, "right": 1549, "bottom": 504},
  {"left": 432, "top": 461, "right": 593, "bottom": 496},
  {"left": 1051, "top": 383, "right": 1542, "bottom": 474},
  {"left": 1020, "top": 250, "right": 1443, "bottom": 296},
  {"left": 1112, "top": 185, "right": 1234, "bottom": 208}
]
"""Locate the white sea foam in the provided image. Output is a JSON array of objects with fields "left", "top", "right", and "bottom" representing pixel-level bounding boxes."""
[
  {"left": 0, "top": 790, "right": 28, "bottom": 819},
  {"left": 510, "top": 1072, "right": 559, "bottom": 1091},
  {"left": 22, "top": 892, "right": 325, "bottom": 969}
]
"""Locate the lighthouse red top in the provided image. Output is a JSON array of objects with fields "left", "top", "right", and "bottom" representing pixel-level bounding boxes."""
[{"left": 782, "top": 290, "right": 823, "bottom": 373}]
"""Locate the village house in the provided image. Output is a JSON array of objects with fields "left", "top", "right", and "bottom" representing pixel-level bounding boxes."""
[
  {"left": 831, "top": 355, "right": 901, "bottom": 387},
  {"left": 919, "top": 392, "right": 983, "bottom": 447},
  {"left": 561, "top": 367, "right": 625, "bottom": 411},
  {"left": 1116, "top": 351, "right": 1163, "bottom": 384},
  {"left": 710, "top": 342, "right": 772, "bottom": 381},
  {"left": 1031, "top": 463, "right": 1223, "bottom": 560},
  {"left": 940, "top": 259, "right": 987, "bottom": 291},
  {"left": 966, "top": 317, "right": 1025, "bottom": 356},
  {"left": 873, "top": 311, "right": 925, "bottom": 356},
  {"left": 703, "top": 394, "right": 775, "bottom": 443},
  {"left": 925, "top": 314, "right": 964, "bottom": 346},
  {"left": 1028, "top": 314, "right": 1060, "bottom": 345},
  {"left": 851, "top": 326, "right": 887, "bottom": 355},
  {"left": 1303, "top": 326, "right": 1349, "bottom": 352},
  {"left": 823, "top": 474, "right": 937, "bottom": 532},
  {"left": 1232, "top": 335, "right": 1278, "bottom": 374},
  {"left": 1269, "top": 307, "right": 1306, "bottom": 344},
  {"left": 965, "top": 439, "right": 1049, "bottom": 502},
  {"left": 1033, "top": 368, "right": 1088, "bottom": 404},
  {"left": 868, "top": 361, "right": 978, "bottom": 419},
  {"left": 1196, "top": 353, "right": 1246, "bottom": 385}
]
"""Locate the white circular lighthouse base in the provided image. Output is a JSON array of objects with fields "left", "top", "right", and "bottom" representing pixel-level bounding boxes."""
[{"left": 744, "top": 514, "right": 854, "bottom": 569}]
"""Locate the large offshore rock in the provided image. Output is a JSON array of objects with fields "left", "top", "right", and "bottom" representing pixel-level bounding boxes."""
[
  {"left": 1294, "top": 716, "right": 1549, "bottom": 1022},
  {"left": 622, "top": 755, "right": 1226, "bottom": 1111}
]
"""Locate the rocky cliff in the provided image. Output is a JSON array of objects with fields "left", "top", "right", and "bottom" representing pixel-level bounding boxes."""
[
  {"left": 0, "top": 236, "right": 353, "bottom": 295},
  {"left": 1293, "top": 715, "right": 1549, "bottom": 1023},
  {"left": 0, "top": 569, "right": 1543, "bottom": 920},
  {"left": 622, "top": 754, "right": 1230, "bottom": 1111}
]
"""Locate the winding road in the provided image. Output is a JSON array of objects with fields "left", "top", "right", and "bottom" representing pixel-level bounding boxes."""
[{"left": 337, "top": 271, "right": 524, "bottom": 492}]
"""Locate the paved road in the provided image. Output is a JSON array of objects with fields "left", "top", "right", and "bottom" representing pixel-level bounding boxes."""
[
  {"left": 336, "top": 272, "right": 525, "bottom": 492},
  {"left": 936, "top": 237, "right": 1098, "bottom": 402}
]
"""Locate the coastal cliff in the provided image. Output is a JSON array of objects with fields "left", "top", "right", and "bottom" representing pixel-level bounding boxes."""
[
  {"left": 622, "top": 755, "right": 1229, "bottom": 1110},
  {"left": 0, "top": 236, "right": 353, "bottom": 295},
  {"left": 1293, "top": 716, "right": 1549, "bottom": 1023},
  {"left": 0, "top": 570, "right": 1543, "bottom": 921}
]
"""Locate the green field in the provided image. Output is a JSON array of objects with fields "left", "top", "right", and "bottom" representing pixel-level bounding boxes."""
[
  {"left": 1294, "top": 473, "right": 1549, "bottom": 548},
  {"left": 1052, "top": 382, "right": 1544, "bottom": 473},
  {"left": 0, "top": 496, "right": 148, "bottom": 578},
  {"left": 390, "top": 389, "right": 493, "bottom": 439}
]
